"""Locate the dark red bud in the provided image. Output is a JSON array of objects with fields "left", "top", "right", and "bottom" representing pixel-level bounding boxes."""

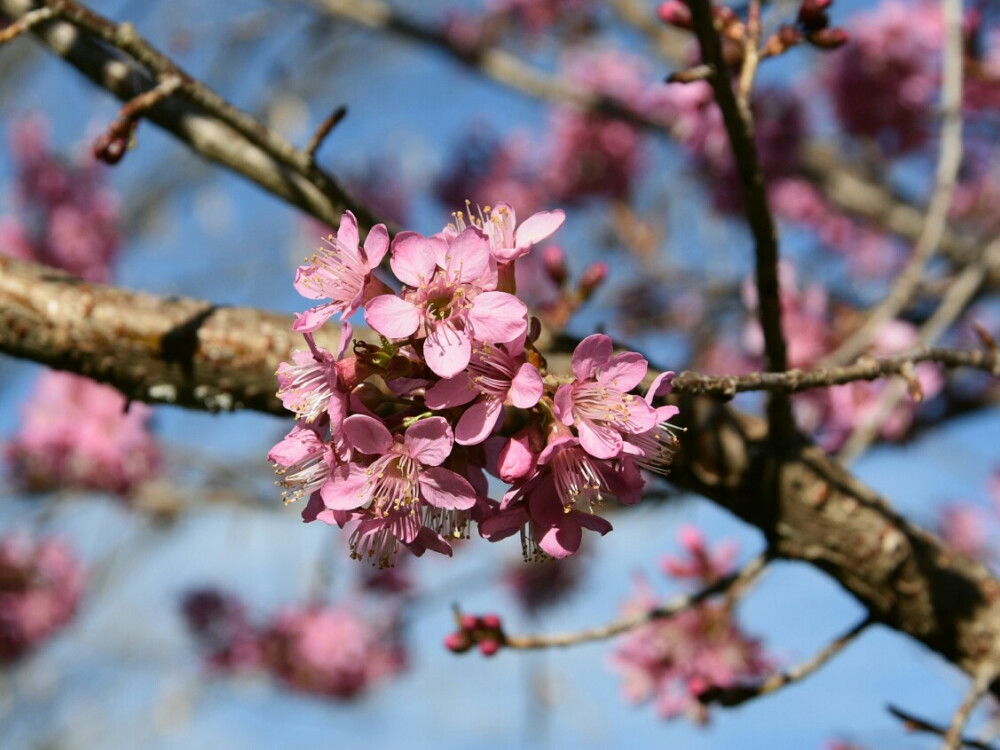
[
  {"left": 808, "top": 27, "right": 849, "bottom": 49},
  {"left": 479, "top": 639, "right": 501, "bottom": 657},
  {"left": 777, "top": 24, "right": 803, "bottom": 48},
  {"left": 798, "top": 0, "right": 831, "bottom": 32},
  {"left": 656, "top": 1, "right": 692, "bottom": 30},
  {"left": 459, "top": 614, "right": 479, "bottom": 631},
  {"left": 542, "top": 245, "right": 567, "bottom": 286},
  {"left": 578, "top": 262, "right": 608, "bottom": 299},
  {"left": 445, "top": 632, "right": 472, "bottom": 653},
  {"left": 480, "top": 613, "right": 502, "bottom": 630}
]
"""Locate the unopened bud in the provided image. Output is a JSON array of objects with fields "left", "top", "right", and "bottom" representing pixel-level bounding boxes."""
[
  {"left": 808, "top": 27, "right": 848, "bottom": 49},
  {"left": 578, "top": 262, "right": 608, "bottom": 300},
  {"left": 480, "top": 613, "right": 502, "bottom": 630},
  {"left": 459, "top": 614, "right": 479, "bottom": 631},
  {"left": 542, "top": 245, "right": 567, "bottom": 286},
  {"left": 777, "top": 24, "right": 803, "bottom": 49},
  {"left": 479, "top": 639, "right": 501, "bottom": 657},
  {"left": 445, "top": 632, "right": 472, "bottom": 653},
  {"left": 656, "top": 1, "right": 692, "bottom": 30},
  {"left": 797, "top": 0, "right": 832, "bottom": 32}
]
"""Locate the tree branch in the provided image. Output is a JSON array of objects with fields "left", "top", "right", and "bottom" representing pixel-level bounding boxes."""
[
  {"left": 888, "top": 704, "right": 997, "bottom": 750},
  {"left": 0, "top": 0, "right": 393, "bottom": 233},
  {"left": 499, "top": 553, "right": 769, "bottom": 650},
  {"left": 669, "top": 347, "right": 1000, "bottom": 398}
]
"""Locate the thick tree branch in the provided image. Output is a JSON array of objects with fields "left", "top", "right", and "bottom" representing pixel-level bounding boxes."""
[
  {"left": 4, "top": 255, "right": 1000, "bottom": 695},
  {"left": 0, "top": 0, "right": 392, "bottom": 233}
]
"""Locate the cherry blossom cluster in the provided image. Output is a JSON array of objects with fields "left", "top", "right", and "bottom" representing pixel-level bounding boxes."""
[
  {"left": 181, "top": 588, "right": 406, "bottom": 700},
  {"left": 1, "top": 118, "right": 162, "bottom": 498},
  {"left": 0, "top": 533, "right": 86, "bottom": 663},
  {"left": 610, "top": 527, "right": 772, "bottom": 723},
  {"left": 0, "top": 115, "right": 121, "bottom": 283},
  {"left": 5, "top": 371, "right": 162, "bottom": 496},
  {"left": 270, "top": 206, "right": 680, "bottom": 567},
  {"left": 444, "top": 612, "right": 506, "bottom": 657}
]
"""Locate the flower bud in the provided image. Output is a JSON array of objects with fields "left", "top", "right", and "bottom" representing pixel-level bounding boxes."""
[
  {"left": 459, "top": 613, "right": 479, "bottom": 631},
  {"left": 656, "top": 1, "right": 692, "bottom": 30},
  {"left": 797, "top": 0, "right": 832, "bottom": 32},
  {"left": 480, "top": 613, "right": 502, "bottom": 630},
  {"left": 578, "top": 261, "right": 608, "bottom": 300},
  {"left": 808, "top": 27, "right": 848, "bottom": 49},
  {"left": 542, "top": 245, "right": 567, "bottom": 286},
  {"left": 479, "top": 639, "right": 501, "bottom": 657},
  {"left": 444, "top": 631, "right": 472, "bottom": 653}
]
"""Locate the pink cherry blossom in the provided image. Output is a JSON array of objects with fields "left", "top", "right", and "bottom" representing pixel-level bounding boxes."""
[
  {"left": 5, "top": 371, "right": 161, "bottom": 497},
  {"left": 276, "top": 323, "right": 358, "bottom": 425},
  {"left": 661, "top": 525, "right": 738, "bottom": 585},
  {"left": 478, "top": 202, "right": 565, "bottom": 263},
  {"left": 293, "top": 211, "right": 391, "bottom": 333},
  {"left": 365, "top": 227, "right": 527, "bottom": 377},
  {"left": 268, "top": 422, "right": 342, "bottom": 507},
  {"left": 554, "top": 334, "right": 658, "bottom": 459},
  {"left": 323, "top": 415, "right": 477, "bottom": 567},
  {"left": 610, "top": 575, "right": 772, "bottom": 723},
  {"left": 0, "top": 533, "right": 86, "bottom": 663},
  {"left": 263, "top": 604, "right": 407, "bottom": 699},
  {"left": 425, "top": 334, "right": 543, "bottom": 445},
  {"left": 936, "top": 505, "right": 992, "bottom": 563}
]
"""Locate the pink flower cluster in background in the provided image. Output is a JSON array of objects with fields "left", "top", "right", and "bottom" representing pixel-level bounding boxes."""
[
  {"left": 181, "top": 589, "right": 406, "bottom": 699},
  {"left": 5, "top": 371, "right": 162, "bottom": 496},
  {"left": 0, "top": 115, "right": 121, "bottom": 282},
  {"left": 1, "top": 117, "right": 162, "bottom": 499},
  {"left": 271, "top": 205, "right": 680, "bottom": 566},
  {"left": 610, "top": 527, "right": 772, "bottom": 723},
  {"left": 0, "top": 533, "right": 85, "bottom": 663}
]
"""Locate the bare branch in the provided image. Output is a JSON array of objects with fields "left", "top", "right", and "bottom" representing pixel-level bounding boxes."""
[
  {"left": 304, "top": 104, "right": 348, "bottom": 162},
  {"left": 500, "top": 554, "right": 770, "bottom": 650},
  {"left": 669, "top": 347, "right": 1000, "bottom": 398},
  {"left": 823, "top": 0, "right": 965, "bottom": 366},
  {"left": 888, "top": 704, "right": 997, "bottom": 750},
  {"left": 0, "top": 0, "right": 393, "bottom": 232},
  {"left": 942, "top": 668, "right": 998, "bottom": 750},
  {"left": 698, "top": 615, "right": 872, "bottom": 707},
  {"left": 686, "top": 0, "right": 791, "bottom": 433},
  {"left": 0, "top": 2, "right": 51, "bottom": 42}
]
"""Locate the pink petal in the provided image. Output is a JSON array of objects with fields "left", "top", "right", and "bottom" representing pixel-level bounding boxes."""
[
  {"left": 320, "top": 469, "right": 368, "bottom": 510},
  {"left": 335, "top": 321, "right": 353, "bottom": 360},
  {"left": 498, "top": 432, "right": 538, "bottom": 483},
  {"left": 419, "top": 466, "right": 476, "bottom": 509},
  {"left": 336, "top": 210, "right": 360, "bottom": 252},
  {"left": 598, "top": 352, "right": 648, "bottom": 391},
  {"left": 480, "top": 506, "right": 530, "bottom": 541},
  {"left": 404, "top": 417, "right": 453, "bottom": 466},
  {"left": 407, "top": 527, "right": 453, "bottom": 557},
  {"left": 509, "top": 362, "right": 543, "bottom": 409},
  {"left": 389, "top": 511, "right": 421, "bottom": 544},
  {"left": 571, "top": 334, "right": 613, "bottom": 381},
  {"left": 423, "top": 324, "right": 472, "bottom": 378},
  {"left": 292, "top": 303, "right": 337, "bottom": 333},
  {"left": 575, "top": 512, "right": 613, "bottom": 535},
  {"left": 363, "top": 223, "right": 390, "bottom": 267},
  {"left": 445, "top": 227, "right": 491, "bottom": 283},
  {"left": 655, "top": 404, "right": 680, "bottom": 421},
  {"left": 455, "top": 398, "right": 503, "bottom": 445},
  {"left": 645, "top": 371, "right": 676, "bottom": 403},
  {"left": 424, "top": 373, "right": 478, "bottom": 410},
  {"left": 552, "top": 385, "right": 576, "bottom": 426},
  {"left": 293, "top": 265, "right": 328, "bottom": 300},
  {"left": 514, "top": 209, "right": 565, "bottom": 248},
  {"left": 390, "top": 232, "right": 437, "bottom": 287},
  {"left": 578, "top": 420, "right": 624, "bottom": 459},
  {"left": 537, "top": 519, "right": 582, "bottom": 559},
  {"left": 364, "top": 295, "right": 420, "bottom": 339},
  {"left": 344, "top": 414, "right": 393, "bottom": 454},
  {"left": 468, "top": 292, "right": 527, "bottom": 343}
]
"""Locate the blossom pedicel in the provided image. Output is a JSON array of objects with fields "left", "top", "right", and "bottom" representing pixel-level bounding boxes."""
[{"left": 271, "top": 206, "right": 681, "bottom": 567}]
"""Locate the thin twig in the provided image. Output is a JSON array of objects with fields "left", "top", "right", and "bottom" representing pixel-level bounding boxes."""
[
  {"left": 0, "top": 2, "right": 52, "bottom": 42},
  {"left": 822, "top": 0, "right": 965, "bottom": 367},
  {"left": 699, "top": 615, "right": 872, "bottom": 707},
  {"left": 686, "top": 0, "right": 791, "bottom": 435},
  {"left": 888, "top": 704, "right": 996, "bottom": 750},
  {"left": 943, "top": 669, "right": 997, "bottom": 750},
  {"left": 669, "top": 346, "right": 1000, "bottom": 398},
  {"left": 304, "top": 104, "right": 348, "bottom": 162},
  {"left": 93, "top": 73, "right": 181, "bottom": 164},
  {"left": 737, "top": 0, "right": 762, "bottom": 104},
  {"left": 501, "top": 553, "right": 769, "bottom": 650},
  {"left": 837, "top": 237, "right": 1000, "bottom": 463}
]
